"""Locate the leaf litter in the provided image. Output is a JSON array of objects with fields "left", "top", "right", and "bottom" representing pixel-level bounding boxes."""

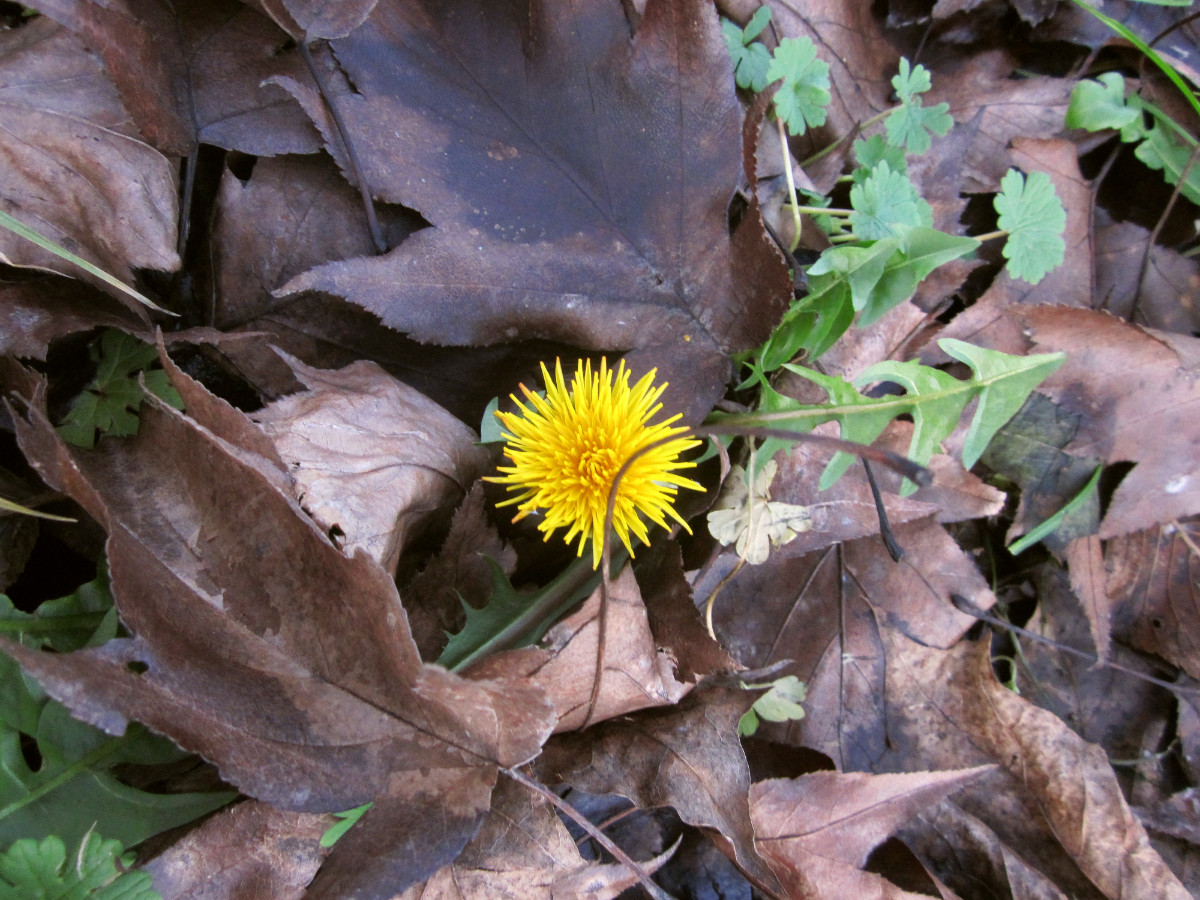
[{"left": 0, "top": 0, "right": 1199, "bottom": 898}]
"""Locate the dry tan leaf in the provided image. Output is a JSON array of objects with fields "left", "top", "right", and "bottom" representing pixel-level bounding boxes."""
[
  {"left": 252, "top": 354, "right": 487, "bottom": 574},
  {"left": 466, "top": 567, "right": 691, "bottom": 733},
  {"left": 0, "top": 17, "right": 179, "bottom": 293},
  {"left": 751, "top": 768, "right": 990, "bottom": 899},
  {"left": 143, "top": 801, "right": 330, "bottom": 900},
  {"left": 707, "top": 460, "right": 812, "bottom": 565},
  {"left": 1107, "top": 519, "right": 1200, "bottom": 679},
  {"left": 395, "top": 775, "right": 658, "bottom": 900}
]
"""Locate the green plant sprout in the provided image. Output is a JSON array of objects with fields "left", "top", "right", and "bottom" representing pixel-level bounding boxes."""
[
  {"left": 0, "top": 209, "right": 171, "bottom": 316},
  {"left": 1068, "top": 71, "right": 1200, "bottom": 207},
  {"left": 738, "top": 675, "right": 807, "bottom": 737},
  {"left": 57, "top": 330, "right": 184, "bottom": 449},
  {"left": 0, "top": 830, "right": 159, "bottom": 900}
]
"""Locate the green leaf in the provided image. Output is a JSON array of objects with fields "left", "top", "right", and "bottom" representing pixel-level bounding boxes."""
[
  {"left": 321, "top": 803, "right": 372, "bottom": 849},
  {"left": 742, "top": 341, "right": 1066, "bottom": 493},
  {"left": 437, "top": 554, "right": 616, "bottom": 672},
  {"left": 0, "top": 574, "right": 234, "bottom": 849},
  {"left": 852, "top": 135, "right": 907, "bottom": 183},
  {"left": 757, "top": 228, "right": 977, "bottom": 371},
  {"left": 766, "top": 37, "right": 830, "bottom": 136},
  {"left": 848, "top": 162, "right": 932, "bottom": 240},
  {"left": 738, "top": 675, "right": 806, "bottom": 737},
  {"left": 884, "top": 59, "right": 952, "bottom": 155},
  {"left": 994, "top": 169, "right": 1066, "bottom": 285},
  {"left": 1008, "top": 465, "right": 1102, "bottom": 556},
  {"left": 1065, "top": 72, "right": 1142, "bottom": 132},
  {"left": 1133, "top": 113, "right": 1200, "bottom": 206},
  {"left": 938, "top": 339, "right": 1068, "bottom": 469},
  {"left": 57, "top": 331, "right": 184, "bottom": 449},
  {"left": 722, "top": 7, "right": 773, "bottom": 92},
  {"left": 0, "top": 832, "right": 159, "bottom": 900}
]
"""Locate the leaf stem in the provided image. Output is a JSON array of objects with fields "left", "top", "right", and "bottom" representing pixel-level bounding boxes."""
[{"left": 777, "top": 116, "right": 803, "bottom": 251}]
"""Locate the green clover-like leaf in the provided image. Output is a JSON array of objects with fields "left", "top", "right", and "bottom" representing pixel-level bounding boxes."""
[
  {"left": 995, "top": 169, "right": 1066, "bottom": 285},
  {"left": 722, "top": 7, "right": 773, "bottom": 93},
  {"left": 884, "top": 59, "right": 952, "bottom": 155},
  {"left": 766, "top": 36, "right": 830, "bottom": 136},
  {"left": 849, "top": 161, "right": 932, "bottom": 240},
  {"left": 1065, "top": 72, "right": 1142, "bottom": 133},
  {"left": 852, "top": 134, "right": 907, "bottom": 183}
]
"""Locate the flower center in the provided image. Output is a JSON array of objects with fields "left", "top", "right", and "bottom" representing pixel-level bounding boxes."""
[{"left": 575, "top": 440, "right": 620, "bottom": 494}]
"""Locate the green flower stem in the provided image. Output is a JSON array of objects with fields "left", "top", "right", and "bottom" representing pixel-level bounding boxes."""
[
  {"left": 447, "top": 550, "right": 627, "bottom": 673},
  {"left": 777, "top": 117, "right": 804, "bottom": 251},
  {"left": 800, "top": 107, "right": 892, "bottom": 169},
  {"left": 0, "top": 725, "right": 143, "bottom": 824},
  {"left": 791, "top": 205, "right": 851, "bottom": 217}
]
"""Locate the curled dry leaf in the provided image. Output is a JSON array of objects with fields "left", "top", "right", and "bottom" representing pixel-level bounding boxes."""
[
  {"left": 539, "top": 681, "right": 783, "bottom": 896},
  {"left": 0, "top": 17, "right": 178, "bottom": 294},
  {"left": 252, "top": 353, "right": 487, "bottom": 574},
  {"left": 750, "top": 767, "right": 991, "bottom": 899},
  {"left": 465, "top": 567, "right": 691, "bottom": 733},
  {"left": 34, "top": 0, "right": 320, "bottom": 157},
  {"left": 143, "top": 801, "right": 330, "bottom": 900},
  {"left": 396, "top": 774, "right": 662, "bottom": 900},
  {"left": 4, "top": 368, "right": 556, "bottom": 900}
]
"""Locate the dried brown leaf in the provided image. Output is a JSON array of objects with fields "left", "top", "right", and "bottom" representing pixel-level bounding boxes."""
[
  {"left": 466, "top": 567, "right": 692, "bottom": 733},
  {"left": 5, "top": 375, "right": 555, "bottom": 899},
  {"left": 1107, "top": 519, "right": 1200, "bottom": 679},
  {"left": 36, "top": 0, "right": 320, "bottom": 156},
  {"left": 143, "top": 801, "right": 330, "bottom": 900},
  {"left": 539, "top": 681, "right": 782, "bottom": 895},
  {"left": 0, "top": 17, "right": 179, "bottom": 292},
  {"left": 395, "top": 775, "right": 655, "bottom": 900},
  {"left": 750, "top": 767, "right": 991, "bottom": 899},
  {"left": 275, "top": 0, "right": 789, "bottom": 421},
  {"left": 1067, "top": 535, "right": 1113, "bottom": 664},
  {"left": 252, "top": 354, "right": 487, "bottom": 574}
]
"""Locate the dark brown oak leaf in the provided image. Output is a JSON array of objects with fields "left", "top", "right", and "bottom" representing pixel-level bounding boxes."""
[
  {"left": 0, "top": 17, "right": 178, "bottom": 295},
  {"left": 33, "top": 0, "right": 320, "bottom": 156},
  {"left": 275, "top": 0, "right": 790, "bottom": 420},
  {"left": 4, "top": 368, "right": 556, "bottom": 899}
]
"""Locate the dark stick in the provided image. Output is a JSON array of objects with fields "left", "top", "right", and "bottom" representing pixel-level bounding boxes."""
[
  {"left": 300, "top": 41, "right": 388, "bottom": 254},
  {"left": 863, "top": 458, "right": 904, "bottom": 562}
]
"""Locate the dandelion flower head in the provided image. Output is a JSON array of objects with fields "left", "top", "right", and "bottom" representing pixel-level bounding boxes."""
[{"left": 486, "top": 358, "right": 703, "bottom": 568}]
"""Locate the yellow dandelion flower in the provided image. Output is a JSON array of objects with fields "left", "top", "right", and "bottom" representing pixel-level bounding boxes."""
[{"left": 486, "top": 358, "right": 703, "bottom": 568}]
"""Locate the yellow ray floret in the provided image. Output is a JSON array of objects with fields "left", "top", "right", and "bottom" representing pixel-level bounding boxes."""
[{"left": 485, "top": 358, "right": 703, "bottom": 568}]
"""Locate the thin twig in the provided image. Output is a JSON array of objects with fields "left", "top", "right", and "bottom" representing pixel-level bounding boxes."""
[
  {"left": 502, "top": 767, "right": 677, "bottom": 900},
  {"left": 950, "top": 594, "right": 1199, "bottom": 695},
  {"left": 299, "top": 41, "right": 387, "bottom": 254},
  {"left": 862, "top": 458, "right": 904, "bottom": 562},
  {"left": 1132, "top": 138, "right": 1200, "bottom": 323}
]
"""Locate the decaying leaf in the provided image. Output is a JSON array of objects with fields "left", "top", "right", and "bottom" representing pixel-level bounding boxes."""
[
  {"left": 4, "top": 366, "right": 556, "bottom": 899},
  {"left": 142, "top": 801, "right": 330, "bottom": 900},
  {"left": 465, "top": 567, "right": 691, "bottom": 733},
  {"left": 0, "top": 17, "right": 178, "bottom": 295},
  {"left": 751, "top": 767, "right": 990, "bottom": 898},
  {"left": 275, "top": 0, "right": 790, "bottom": 420},
  {"left": 252, "top": 353, "right": 487, "bottom": 574},
  {"left": 707, "top": 460, "right": 812, "bottom": 565},
  {"left": 540, "top": 681, "right": 783, "bottom": 895},
  {"left": 396, "top": 774, "right": 663, "bottom": 900}
]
